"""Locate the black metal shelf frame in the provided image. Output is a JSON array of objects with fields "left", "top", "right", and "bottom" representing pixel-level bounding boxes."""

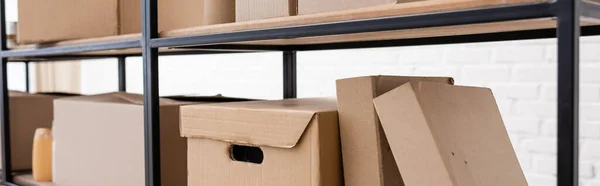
[{"left": 0, "top": 0, "right": 597, "bottom": 185}]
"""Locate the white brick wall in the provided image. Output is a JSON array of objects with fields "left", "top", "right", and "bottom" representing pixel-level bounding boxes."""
[{"left": 71, "top": 37, "right": 600, "bottom": 185}]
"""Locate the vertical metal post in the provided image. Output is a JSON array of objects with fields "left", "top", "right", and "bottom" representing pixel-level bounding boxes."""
[
  {"left": 556, "top": 0, "right": 580, "bottom": 186},
  {"left": 24, "top": 61, "right": 30, "bottom": 93},
  {"left": 118, "top": 56, "right": 127, "bottom": 92},
  {"left": 142, "top": 0, "right": 160, "bottom": 185},
  {"left": 0, "top": 0, "right": 11, "bottom": 183},
  {"left": 283, "top": 51, "right": 297, "bottom": 99}
]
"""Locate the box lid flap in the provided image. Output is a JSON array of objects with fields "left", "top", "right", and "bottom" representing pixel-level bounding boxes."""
[
  {"left": 373, "top": 82, "right": 527, "bottom": 186},
  {"left": 181, "top": 98, "right": 337, "bottom": 148}
]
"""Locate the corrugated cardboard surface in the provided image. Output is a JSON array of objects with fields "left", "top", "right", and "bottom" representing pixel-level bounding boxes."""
[
  {"left": 19, "top": 0, "right": 234, "bottom": 43},
  {"left": 182, "top": 98, "right": 342, "bottom": 186},
  {"left": 335, "top": 76, "right": 454, "bottom": 186},
  {"left": 373, "top": 82, "right": 527, "bottom": 186},
  {"left": 122, "top": 0, "right": 235, "bottom": 34},
  {"left": 18, "top": 0, "right": 119, "bottom": 44},
  {"left": 52, "top": 92, "right": 242, "bottom": 186},
  {"left": 236, "top": 0, "right": 298, "bottom": 22},
  {"left": 0, "top": 92, "right": 69, "bottom": 171}
]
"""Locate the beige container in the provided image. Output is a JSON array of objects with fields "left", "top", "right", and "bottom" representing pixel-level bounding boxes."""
[
  {"left": 33, "top": 128, "right": 53, "bottom": 182},
  {"left": 181, "top": 98, "right": 342, "bottom": 186}
]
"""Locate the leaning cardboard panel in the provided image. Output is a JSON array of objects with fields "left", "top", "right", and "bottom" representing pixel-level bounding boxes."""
[
  {"left": 0, "top": 92, "right": 72, "bottom": 171},
  {"left": 236, "top": 0, "right": 298, "bottom": 21},
  {"left": 52, "top": 92, "right": 247, "bottom": 186},
  {"left": 373, "top": 82, "right": 527, "bottom": 186},
  {"left": 336, "top": 75, "right": 454, "bottom": 186},
  {"left": 181, "top": 98, "right": 342, "bottom": 186}
]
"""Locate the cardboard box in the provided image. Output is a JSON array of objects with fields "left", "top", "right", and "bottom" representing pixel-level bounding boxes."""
[
  {"left": 236, "top": 0, "right": 298, "bottom": 21},
  {"left": 299, "top": 0, "right": 421, "bottom": 15},
  {"left": 180, "top": 98, "right": 342, "bottom": 186},
  {"left": 373, "top": 82, "right": 527, "bottom": 186},
  {"left": 0, "top": 92, "right": 71, "bottom": 171},
  {"left": 18, "top": 0, "right": 235, "bottom": 44},
  {"left": 335, "top": 76, "right": 454, "bottom": 186},
  {"left": 52, "top": 92, "right": 247, "bottom": 186}
]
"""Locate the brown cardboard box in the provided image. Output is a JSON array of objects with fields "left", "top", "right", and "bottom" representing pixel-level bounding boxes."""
[
  {"left": 52, "top": 92, "right": 247, "bottom": 186},
  {"left": 180, "top": 98, "right": 342, "bottom": 186},
  {"left": 335, "top": 76, "right": 454, "bottom": 186},
  {"left": 18, "top": 0, "right": 235, "bottom": 44},
  {"left": 0, "top": 92, "right": 71, "bottom": 171},
  {"left": 299, "top": 0, "right": 421, "bottom": 15},
  {"left": 236, "top": 0, "right": 298, "bottom": 21},
  {"left": 373, "top": 82, "right": 527, "bottom": 186}
]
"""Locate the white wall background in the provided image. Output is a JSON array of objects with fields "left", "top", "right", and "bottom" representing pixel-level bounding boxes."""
[{"left": 4, "top": 0, "right": 600, "bottom": 185}]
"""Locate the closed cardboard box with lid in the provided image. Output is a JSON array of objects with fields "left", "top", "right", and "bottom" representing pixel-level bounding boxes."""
[
  {"left": 180, "top": 98, "right": 342, "bottom": 186},
  {"left": 52, "top": 92, "right": 247, "bottom": 186},
  {"left": 0, "top": 92, "right": 72, "bottom": 171},
  {"left": 18, "top": 0, "right": 235, "bottom": 44},
  {"left": 373, "top": 82, "right": 527, "bottom": 186},
  {"left": 335, "top": 75, "right": 454, "bottom": 186},
  {"left": 299, "top": 0, "right": 422, "bottom": 15},
  {"left": 236, "top": 0, "right": 298, "bottom": 21}
]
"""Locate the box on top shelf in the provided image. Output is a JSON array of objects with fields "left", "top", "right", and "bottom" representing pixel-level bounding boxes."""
[
  {"left": 299, "top": 0, "right": 423, "bottom": 15},
  {"left": 236, "top": 0, "right": 298, "bottom": 21},
  {"left": 52, "top": 92, "right": 248, "bottom": 186},
  {"left": 336, "top": 75, "right": 454, "bottom": 186},
  {"left": 373, "top": 82, "right": 527, "bottom": 186},
  {"left": 180, "top": 98, "right": 342, "bottom": 186},
  {"left": 18, "top": 0, "right": 235, "bottom": 44},
  {"left": 0, "top": 91, "right": 74, "bottom": 171}
]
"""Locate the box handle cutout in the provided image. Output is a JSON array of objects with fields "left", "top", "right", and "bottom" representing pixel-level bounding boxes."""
[{"left": 230, "top": 145, "right": 263, "bottom": 164}]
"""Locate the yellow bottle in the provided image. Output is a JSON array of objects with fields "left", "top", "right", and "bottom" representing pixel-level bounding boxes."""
[{"left": 32, "top": 128, "right": 53, "bottom": 182}]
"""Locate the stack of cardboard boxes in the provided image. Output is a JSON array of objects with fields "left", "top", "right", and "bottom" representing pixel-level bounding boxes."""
[
  {"left": 19, "top": 0, "right": 423, "bottom": 44},
  {"left": 12, "top": 75, "right": 527, "bottom": 186}
]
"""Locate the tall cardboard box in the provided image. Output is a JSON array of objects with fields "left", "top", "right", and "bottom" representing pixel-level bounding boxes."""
[
  {"left": 180, "top": 98, "right": 342, "bottom": 186},
  {"left": 0, "top": 92, "right": 70, "bottom": 171},
  {"left": 52, "top": 92, "right": 246, "bottom": 186},
  {"left": 299, "top": 0, "right": 422, "bottom": 15},
  {"left": 236, "top": 0, "right": 298, "bottom": 21},
  {"left": 335, "top": 76, "right": 454, "bottom": 186},
  {"left": 18, "top": 0, "right": 235, "bottom": 44},
  {"left": 373, "top": 82, "right": 527, "bottom": 185}
]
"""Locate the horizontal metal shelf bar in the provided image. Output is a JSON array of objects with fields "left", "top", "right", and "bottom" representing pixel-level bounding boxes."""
[
  {"left": 293, "top": 25, "right": 600, "bottom": 51},
  {"left": 151, "top": 2, "right": 555, "bottom": 48},
  {"left": 0, "top": 40, "right": 141, "bottom": 58}
]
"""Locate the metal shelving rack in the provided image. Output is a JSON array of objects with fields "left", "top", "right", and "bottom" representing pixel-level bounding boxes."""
[{"left": 0, "top": 0, "right": 597, "bottom": 185}]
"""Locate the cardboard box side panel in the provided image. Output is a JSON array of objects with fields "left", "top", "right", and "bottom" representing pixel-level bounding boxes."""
[
  {"left": 189, "top": 133, "right": 313, "bottom": 185},
  {"left": 298, "top": 0, "right": 397, "bottom": 15},
  {"left": 53, "top": 102, "right": 144, "bottom": 186},
  {"left": 373, "top": 84, "right": 455, "bottom": 186},
  {"left": 335, "top": 77, "right": 383, "bottom": 186},
  {"left": 159, "top": 0, "right": 204, "bottom": 31},
  {"left": 0, "top": 97, "right": 54, "bottom": 170},
  {"left": 415, "top": 83, "right": 527, "bottom": 186},
  {"left": 160, "top": 106, "right": 187, "bottom": 186},
  {"left": 375, "top": 76, "right": 452, "bottom": 186},
  {"left": 317, "top": 111, "right": 343, "bottom": 186},
  {"left": 18, "top": 0, "right": 119, "bottom": 44},
  {"left": 120, "top": 0, "right": 141, "bottom": 34},
  {"left": 204, "top": 0, "right": 236, "bottom": 26},
  {"left": 236, "top": 0, "right": 293, "bottom": 22}
]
